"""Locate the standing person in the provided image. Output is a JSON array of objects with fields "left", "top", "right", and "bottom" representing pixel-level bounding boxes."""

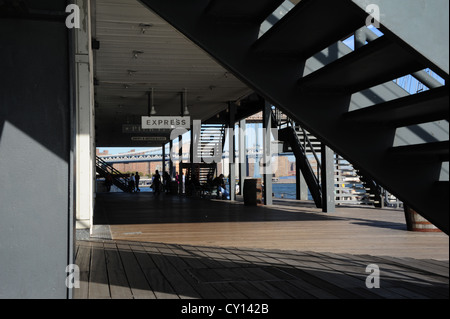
[
  {"left": 129, "top": 173, "right": 135, "bottom": 193},
  {"left": 163, "top": 171, "right": 171, "bottom": 193},
  {"left": 135, "top": 172, "right": 140, "bottom": 192},
  {"left": 105, "top": 172, "right": 113, "bottom": 192},
  {"left": 152, "top": 170, "right": 161, "bottom": 195}
]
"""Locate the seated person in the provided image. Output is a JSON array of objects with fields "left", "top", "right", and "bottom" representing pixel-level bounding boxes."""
[{"left": 212, "top": 174, "right": 230, "bottom": 200}]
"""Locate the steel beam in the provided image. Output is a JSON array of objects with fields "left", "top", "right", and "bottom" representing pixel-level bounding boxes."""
[
  {"left": 296, "top": 164, "right": 309, "bottom": 201},
  {"left": 263, "top": 101, "right": 273, "bottom": 205},
  {"left": 228, "top": 102, "right": 236, "bottom": 201},
  {"left": 321, "top": 144, "right": 335, "bottom": 212},
  {"left": 238, "top": 119, "right": 247, "bottom": 195}
]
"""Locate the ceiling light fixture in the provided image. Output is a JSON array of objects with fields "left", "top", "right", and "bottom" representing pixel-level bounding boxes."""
[
  {"left": 181, "top": 88, "right": 189, "bottom": 116},
  {"left": 148, "top": 88, "right": 156, "bottom": 116}
]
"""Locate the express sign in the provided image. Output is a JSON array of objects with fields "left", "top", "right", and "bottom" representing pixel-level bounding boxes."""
[{"left": 141, "top": 116, "right": 190, "bottom": 129}]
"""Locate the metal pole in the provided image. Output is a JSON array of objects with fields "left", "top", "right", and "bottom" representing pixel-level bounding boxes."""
[
  {"left": 228, "top": 102, "right": 236, "bottom": 201},
  {"left": 178, "top": 91, "right": 185, "bottom": 194},
  {"left": 321, "top": 144, "right": 335, "bottom": 212},
  {"left": 169, "top": 139, "right": 173, "bottom": 178},
  {"left": 296, "top": 163, "right": 308, "bottom": 200},
  {"left": 238, "top": 119, "right": 247, "bottom": 195},
  {"left": 263, "top": 100, "right": 273, "bottom": 205},
  {"left": 162, "top": 143, "right": 166, "bottom": 175}
]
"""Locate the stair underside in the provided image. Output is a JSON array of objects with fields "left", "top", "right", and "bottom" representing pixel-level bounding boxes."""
[{"left": 139, "top": 0, "right": 449, "bottom": 234}]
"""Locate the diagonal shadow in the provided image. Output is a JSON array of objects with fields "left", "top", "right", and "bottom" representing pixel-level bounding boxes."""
[{"left": 74, "top": 239, "right": 449, "bottom": 300}]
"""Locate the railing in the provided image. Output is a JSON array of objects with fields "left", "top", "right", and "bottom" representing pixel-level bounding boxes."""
[
  {"left": 273, "top": 108, "right": 321, "bottom": 181},
  {"left": 273, "top": 108, "right": 403, "bottom": 208},
  {"left": 96, "top": 156, "right": 131, "bottom": 192}
]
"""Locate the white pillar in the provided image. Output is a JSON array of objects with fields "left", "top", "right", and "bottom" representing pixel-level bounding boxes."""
[{"left": 75, "top": 0, "right": 95, "bottom": 231}]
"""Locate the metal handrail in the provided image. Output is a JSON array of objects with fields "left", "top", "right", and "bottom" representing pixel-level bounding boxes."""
[
  {"left": 298, "top": 126, "right": 321, "bottom": 179},
  {"left": 96, "top": 156, "right": 130, "bottom": 191},
  {"left": 273, "top": 108, "right": 322, "bottom": 181}
]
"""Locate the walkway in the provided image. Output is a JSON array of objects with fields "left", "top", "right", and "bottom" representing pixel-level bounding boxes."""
[{"left": 74, "top": 192, "right": 449, "bottom": 299}]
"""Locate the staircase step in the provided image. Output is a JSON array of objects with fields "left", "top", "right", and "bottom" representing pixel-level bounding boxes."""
[
  {"left": 205, "top": 0, "right": 284, "bottom": 24},
  {"left": 388, "top": 141, "right": 449, "bottom": 162},
  {"left": 344, "top": 86, "right": 449, "bottom": 127},
  {"left": 299, "top": 36, "right": 424, "bottom": 94},
  {"left": 253, "top": 0, "right": 366, "bottom": 59}
]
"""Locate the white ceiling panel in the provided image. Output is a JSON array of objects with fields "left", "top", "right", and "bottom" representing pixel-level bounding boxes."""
[{"left": 93, "top": 0, "right": 252, "bottom": 146}]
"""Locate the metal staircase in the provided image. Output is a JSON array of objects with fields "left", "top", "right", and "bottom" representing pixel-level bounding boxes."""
[
  {"left": 278, "top": 125, "right": 322, "bottom": 208},
  {"left": 96, "top": 156, "right": 132, "bottom": 193},
  {"left": 186, "top": 123, "right": 226, "bottom": 185},
  {"left": 140, "top": 0, "right": 449, "bottom": 233}
]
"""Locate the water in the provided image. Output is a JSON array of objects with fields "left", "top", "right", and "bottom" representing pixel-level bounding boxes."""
[
  {"left": 107, "top": 180, "right": 311, "bottom": 200},
  {"left": 272, "top": 183, "right": 312, "bottom": 200}
]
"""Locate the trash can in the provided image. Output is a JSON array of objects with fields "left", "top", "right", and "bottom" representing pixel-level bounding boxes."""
[
  {"left": 404, "top": 205, "right": 441, "bottom": 232},
  {"left": 243, "top": 178, "right": 262, "bottom": 206}
]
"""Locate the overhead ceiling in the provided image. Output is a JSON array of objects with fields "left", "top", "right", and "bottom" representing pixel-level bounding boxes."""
[{"left": 92, "top": 0, "right": 253, "bottom": 147}]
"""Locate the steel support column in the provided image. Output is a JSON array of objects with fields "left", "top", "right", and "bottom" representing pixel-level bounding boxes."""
[
  {"left": 162, "top": 143, "right": 166, "bottom": 175},
  {"left": 296, "top": 163, "right": 309, "bottom": 200},
  {"left": 178, "top": 134, "right": 183, "bottom": 194},
  {"left": 75, "top": 0, "right": 95, "bottom": 232},
  {"left": 263, "top": 101, "right": 273, "bottom": 205},
  {"left": 321, "top": 144, "right": 335, "bottom": 212},
  {"left": 169, "top": 140, "right": 174, "bottom": 178},
  {"left": 228, "top": 102, "right": 236, "bottom": 201},
  {"left": 238, "top": 119, "right": 247, "bottom": 195}
]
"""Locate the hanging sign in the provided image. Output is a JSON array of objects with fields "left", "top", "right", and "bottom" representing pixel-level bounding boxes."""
[{"left": 142, "top": 116, "right": 190, "bottom": 129}]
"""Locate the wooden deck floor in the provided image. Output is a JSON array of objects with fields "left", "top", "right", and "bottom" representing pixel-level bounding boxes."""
[
  {"left": 74, "top": 192, "right": 449, "bottom": 299},
  {"left": 74, "top": 239, "right": 448, "bottom": 299}
]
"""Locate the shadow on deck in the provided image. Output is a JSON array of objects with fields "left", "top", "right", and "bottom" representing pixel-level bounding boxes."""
[{"left": 74, "top": 239, "right": 449, "bottom": 299}]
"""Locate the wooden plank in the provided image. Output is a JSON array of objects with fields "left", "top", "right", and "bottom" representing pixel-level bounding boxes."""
[
  {"left": 281, "top": 267, "right": 363, "bottom": 299},
  {"left": 160, "top": 245, "right": 225, "bottom": 299},
  {"left": 209, "top": 282, "right": 248, "bottom": 299},
  {"left": 116, "top": 243, "right": 157, "bottom": 299},
  {"left": 186, "top": 246, "right": 227, "bottom": 269},
  {"left": 142, "top": 244, "right": 201, "bottom": 299},
  {"left": 88, "top": 242, "right": 111, "bottom": 299},
  {"left": 287, "top": 278, "right": 339, "bottom": 299},
  {"left": 228, "top": 281, "right": 273, "bottom": 299},
  {"left": 336, "top": 253, "right": 449, "bottom": 299},
  {"left": 380, "top": 256, "right": 450, "bottom": 279},
  {"left": 73, "top": 241, "right": 91, "bottom": 299},
  {"left": 75, "top": 239, "right": 448, "bottom": 299},
  {"left": 105, "top": 194, "right": 448, "bottom": 260},
  {"left": 103, "top": 242, "right": 133, "bottom": 299},
  {"left": 130, "top": 243, "right": 179, "bottom": 299},
  {"left": 247, "top": 281, "right": 293, "bottom": 299},
  {"left": 198, "top": 247, "right": 241, "bottom": 268},
  {"left": 223, "top": 247, "right": 267, "bottom": 265},
  {"left": 308, "top": 252, "right": 405, "bottom": 299},
  {"left": 267, "top": 280, "right": 316, "bottom": 299}
]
